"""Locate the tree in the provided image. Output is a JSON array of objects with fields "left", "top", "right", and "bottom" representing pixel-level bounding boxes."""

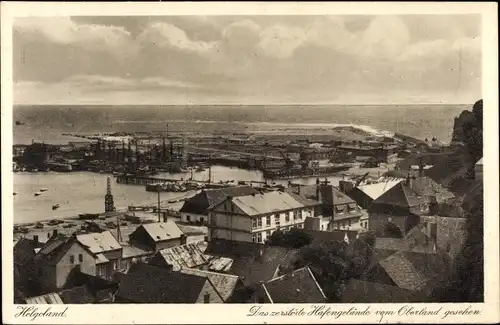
[
  {"left": 376, "top": 221, "right": 403, "bottom": 238},
  {"left": 358, "top": 230, "right": 376, "bottom": 247},
  {"left": 293, "top": 241, "right": 349, "bottom": 301},
  {"left": 266, "top": 228, "right": 312, "bottom": 249}
]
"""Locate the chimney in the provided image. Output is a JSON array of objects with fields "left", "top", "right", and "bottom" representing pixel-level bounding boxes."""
[
  {"left": 33, "top": 235, "right": 39, "bottom": 243},
  {"left": 418, "top": 158, "right": 425, "bottom": 178},
  {"left": 180, "top": 234, "right": 187, "bottom": 245},
  {"left": 405, "top": 173, "right": 412, "bottom": 188}
]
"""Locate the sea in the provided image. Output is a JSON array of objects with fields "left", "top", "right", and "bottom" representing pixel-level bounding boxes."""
[{"left": 11, "top": 104, "right": 468, "bottom": 223}]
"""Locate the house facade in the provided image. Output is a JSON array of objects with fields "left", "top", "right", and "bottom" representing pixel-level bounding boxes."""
[
  {"left": 368, "top": 181, "right": 429, "bottom": 236},
  {"left": 207, "top": 191, "right": 320, "bottom": 243},
  {"left": 129, "top": 221, "right": 185, "bottom": 252},
  {"left": 179, "top": 186, "right": 258, "bottom": 224},
  {"left": 35, "top": 236, "right": 97, "bottom": 293},
  {"left": 76, "top": 231, "right": 122, "bottom": 280}
]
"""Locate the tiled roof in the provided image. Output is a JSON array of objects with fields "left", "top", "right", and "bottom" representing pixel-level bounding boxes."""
[
  {"left": 227, "top": 191, "right": 313, "bottom": 216},
  {"left": 261, "top": 266, "right": 327, "bottom": 303},
  {"left": 374, "top": 225, "right": 436, "bottom": 254},
  {"left": 115, "top": 263, "right": 207, "bottom": 303},
  {"left": 340, "top": 279, "right": 415, "bottom": 303},
  {"left": 285, "top": 185, "right": 319, "bottom": 200},
  {"left": 355, "top": 179, "right": 403, "bottom": 200},
  {"left": 319, "top": 185, "right": 356, "bottom": 206},
  {"left": 76, "top": 231, "right": 122, "bottom": 254},
  {"left": 378, "top": 251, "right": 452, "bottom": 291},
  {"left": 180, "top": 186, "right": 258, "bottom": 214},
  {"left": 24, "top": 292, "right": 64, "bottom": 304},
  {"left": 140, "top": 221, "right": 184, "bottom": 242},
  {"left": 14, "top": 238, "right": 39, "bottom": 265},
  {"left": 410, "top": 177, "right": 455, "bottom": 203},
  {"left": 36, "top": 235, "right": 91, "bottom": 265},
  {"left": 369, "top": 182, "right": 426, "bottom": 210},
  {"left": 205, "top": 238, "right": 298, "bottom": 286},
  {"left": 180, "top": 268, "right": 241, "bottom": 302},
  {"left": 153, "top": 241, "right": 211, "bottom": 271}
]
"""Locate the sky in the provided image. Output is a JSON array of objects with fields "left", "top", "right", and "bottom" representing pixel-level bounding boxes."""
[{"left": 13, "top": 15, "right": 481, "bottom": 105}]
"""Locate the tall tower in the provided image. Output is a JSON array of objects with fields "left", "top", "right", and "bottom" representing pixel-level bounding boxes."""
[{"left": 105, "top": 177, "right": 115, "bottom": 213}]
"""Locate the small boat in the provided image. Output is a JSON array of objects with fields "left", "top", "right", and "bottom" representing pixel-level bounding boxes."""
[
  {"left": 52, "top": 204, "right": 60, "bottom": 210},
  {"left": 34, "top": 192, "right": 42, "bottom": 196},
  {"left": 40, "top": 188, "right": 48, "bottom": 192}
]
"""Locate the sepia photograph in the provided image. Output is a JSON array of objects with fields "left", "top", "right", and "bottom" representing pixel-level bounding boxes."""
[{"left": 2, "top": 2, "right": 498, "bottom": 324}]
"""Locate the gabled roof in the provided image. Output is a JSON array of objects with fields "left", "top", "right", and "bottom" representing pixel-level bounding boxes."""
[
  {"left": 180, "top": 268, "right": 241, "bottom": 302},
  {"left": 374, "top": 225, "right": 436, "bottom": 254},
  {"left": 14, "top": 237, "right": 39, "bottom": 265},
  {"left": 319, "top": 185, "right": 356, "bottom": 206},
  {"left": 410, "top": 177, "right": 455, "bottom": 202},
  {"left": 153, "top": 241, "right": 212, "bottom": 271},
  {"left": 302, "top": 229, "right": 358, "bottom": 245},
  {"left": 115, "top": 263, "right": 208, "bottom": 303},
  {"left": 180, "top": 186, "right": 258, "bottom": 214},
  {"left": 340, "top": 279, "right": 416, "bottom": 303},
  {"left": 76, "top": 231, "right": 122, "bottom": 254},
  {"left": 378, "top": 251, "right": 452, "bottom": 291},
  {"left": 285, "top": 185, "right": 319, "bottom": 201},
  {"left": 136, "top": 221, "right": 184, "bottom": 242},
  {"left": 205, "top": 238, "right": 298, "bottom": 286},
  {"left": 36, "top": 235, "right": 93, "bottom": 265},
  {"left": 261, "top": 266, "right": 327, "bottom": 303},
  {"left": 370, "top": 182, "right": 426, "bottom": 209},
  {"left": 355, "top": 179, "right": 403, "bottom": 200},
  {"left": 219, "top": 191, "right": 314, "bottom": 216}
]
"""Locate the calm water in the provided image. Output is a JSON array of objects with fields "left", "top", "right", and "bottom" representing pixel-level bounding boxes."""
[
  {"left": 12, "top": 104, "right": 468, "bottom": 144},
  {"left": 13, "top": 166, "right": 342, "bottom": 224}
]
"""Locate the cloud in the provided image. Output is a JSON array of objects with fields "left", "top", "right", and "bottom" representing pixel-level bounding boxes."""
[
  {"left": 12, "top": 15, "right": 482, "bottom": 105},
  {"left": 138, "top": 22, "right": 218, "bottom": 54},
  {"left": 14, "top": 17, "right": 135, "bottom": 59}
]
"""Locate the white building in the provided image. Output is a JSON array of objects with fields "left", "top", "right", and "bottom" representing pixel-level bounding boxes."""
[{"left": 207, "top": 191, "right": 321, "bottom": 244}]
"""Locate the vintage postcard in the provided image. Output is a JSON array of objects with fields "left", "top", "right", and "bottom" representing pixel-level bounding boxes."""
[{"left": 2, "top": 1, "right": 499, "bottom": 324}]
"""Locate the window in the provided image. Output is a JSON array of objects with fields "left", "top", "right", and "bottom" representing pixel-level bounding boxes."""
[
  {"left": 348, "top": 219, "right": 351, "bottom": 227},
  {"left": 69, "top": 255, "right": 75, "bottom": 264},
  {"left": 294, "top": 210, "right": 301, "bottom": 220},
  {"left": 274, "top": 215, "right": 280, "bottom": 226},
  {"left": 285, "top": 213, "right": 290, "bottom": 222},
  {"left": 78, "top": 254, "right": 83, "bottom": 263},
  {"left": 335, "top": 205, "right": 345, "bottom": 214},
  {"left": 266, "top": 230, "right": 271, "bottom": 239},
  {"left": 252, "top": 234, "right": 257, "bottom": 243},
  {"left": 257, "top": 232, "right": 262, "bottom": 243},
  {"left": 252, "top": 218, "right": 257, "bottom": 228},
  {"left": 204, "top": 293, "right": 210, "bottom": 303},
  {"left": 266, "top": 216, "right": 271, "bottom": 226},
  {"left": 186, "top": 215, "right": 191, "bottom": 222},
  {"left": 258, "top": 218, "right": 262, "bottom": 228},
  {"left": 200, "top": 217, "right": 204, "bottom": 223}
]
